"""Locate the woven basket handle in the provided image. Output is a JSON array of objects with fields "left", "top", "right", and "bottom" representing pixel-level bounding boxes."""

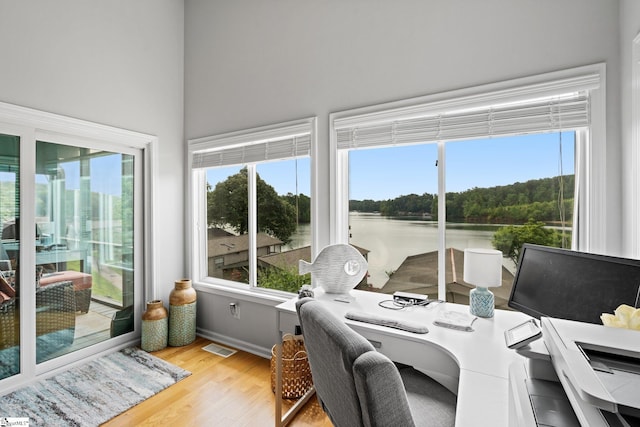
[
  {"left": 282, "top": 333, "right": 303, "bottom": 341},
  {"left": 292, "top": 350, "right": 307, "bottom": 360}
]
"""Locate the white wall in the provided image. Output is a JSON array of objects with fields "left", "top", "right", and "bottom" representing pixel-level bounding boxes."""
[
  {"left": 185, "top": 0, "right": 624, "bottom": 355},
  {"left": 620, "top": 0, "right": 640, "bottom": 257},
  {"left": 0, "top": 1, "right": 185, "bottom": 303}
]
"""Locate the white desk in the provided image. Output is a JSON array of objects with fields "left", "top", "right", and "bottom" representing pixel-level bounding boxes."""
[{"left": 276, "top": 289, "right": 531, "bottom": 427}]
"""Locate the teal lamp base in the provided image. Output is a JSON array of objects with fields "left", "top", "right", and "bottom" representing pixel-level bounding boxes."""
[{"left": 470, "top": 286, "right": 494, "bottom": 318}]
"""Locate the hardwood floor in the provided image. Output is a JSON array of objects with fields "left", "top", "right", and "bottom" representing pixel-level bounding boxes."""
[{"left": 103, "top": 337, "right": 333, "bottom": 427}]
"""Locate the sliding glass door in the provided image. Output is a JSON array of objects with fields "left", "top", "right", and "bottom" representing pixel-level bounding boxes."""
[
  {"left": 34, "top": 140, "right": 138, "bottom": 363},
  {"left": 0, "top": 115, "right": 152, "bottom": 385},
  {"left": 0, "top": 102, "right": 153, "bottom": 384}
]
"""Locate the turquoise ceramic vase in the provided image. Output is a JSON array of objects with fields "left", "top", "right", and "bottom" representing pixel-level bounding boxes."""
[
  {"left": 141, "top": 300, "right": 168, "bottom": 352},
  {"left": 168, "top": 279, "right": 197, "bottom": 347}
]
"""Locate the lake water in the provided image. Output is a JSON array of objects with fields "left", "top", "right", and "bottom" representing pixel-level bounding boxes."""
[{"left": 286, "top": 212, "right": 508, "bottom": 288}]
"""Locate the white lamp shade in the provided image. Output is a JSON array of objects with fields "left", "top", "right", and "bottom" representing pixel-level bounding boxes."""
[{"left": 463, "top": 248, "right": 503, "bottom": 288}]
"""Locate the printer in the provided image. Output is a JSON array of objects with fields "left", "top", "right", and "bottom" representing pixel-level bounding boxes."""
[{"left": 509, "top": 317, "right": 640, "bottom": 427}]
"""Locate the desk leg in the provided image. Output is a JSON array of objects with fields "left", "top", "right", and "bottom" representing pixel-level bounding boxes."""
[
  {"left": 275, "top": 342, "right": 283, "bottom": 427},
  {"left": 279, "top": 387, "right": 316, "bottom": 427},
  {"left": 274, "top": 340, "right": 316, "bottom": 427}
]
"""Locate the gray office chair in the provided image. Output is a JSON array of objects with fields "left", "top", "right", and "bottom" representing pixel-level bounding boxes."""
[{"left": 295, "top": 297, "right": 456, "bottom": 427}]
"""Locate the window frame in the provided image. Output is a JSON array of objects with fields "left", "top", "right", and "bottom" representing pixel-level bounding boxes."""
[
  {"left": 0, "top": 101, "right": 157, "bottom": 381},
  {"left": 188, "top": 117, "right": 317, "bottom": 295},
  {"left": 631, "top": 33, "right": 640, "bottom": 257},
  {"left": 330, "top": 64, "right": 606, "bottom": 300}
]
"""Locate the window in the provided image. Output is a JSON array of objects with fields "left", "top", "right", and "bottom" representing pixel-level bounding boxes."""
[
  {"left": 0, "top": 102, "right": 154, "bottom": 382},
  {"left": 332, "top": 64, "right": 605, "bottom": 302},
  {"left": 33, "top": 140, "right": 139, "bottom": 362},
  {"left": 189, "top": 118, "right": 316, "bottom": 295}
]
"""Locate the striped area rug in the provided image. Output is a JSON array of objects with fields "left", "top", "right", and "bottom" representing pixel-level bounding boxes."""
[{"left": 1, "top": 347, "right": 190, "bottom": 426}]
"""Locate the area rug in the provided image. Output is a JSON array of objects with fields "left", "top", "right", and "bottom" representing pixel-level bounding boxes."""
[{"left": 1, "top": 347, "right": 191, "bottom": 426}]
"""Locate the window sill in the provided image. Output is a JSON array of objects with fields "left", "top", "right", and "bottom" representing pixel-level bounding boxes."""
[{"left": 193, "top": 280, "right": 293, "bottom": 306}]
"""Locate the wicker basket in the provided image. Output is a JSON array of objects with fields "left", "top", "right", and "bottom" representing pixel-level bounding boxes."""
[
  {"left": 270, "top": 334, "right": 313, "bottom": 399},
  {"left": 0, "top": 298, "right": 17, "bottom": 351}
]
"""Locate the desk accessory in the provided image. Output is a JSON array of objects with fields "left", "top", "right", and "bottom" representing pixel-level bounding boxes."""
[
  {"left": 298, "top": 244, "right": 368, "bottom": 295},
  {"left": 298, "top": 284, "right": 314, "bottom": 299},
  {"left": 464, "top": 248, "right": 503, "bottom": 318},
  {"left": 433, "top": 310, "right": 477, "bottom": 332},
  {"left": 504, "top": 319, "right": 542, "bottom": 349},
  {"left": 393, "top": 291, "right": 428, "bottom": 304},
  {"left": 345, "top": 310, "right": 429, "bottom": 333}
]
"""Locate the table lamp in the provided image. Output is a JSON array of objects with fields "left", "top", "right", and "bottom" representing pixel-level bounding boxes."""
[{"left": 463, "top": 248, "right": 503, "bottom": 318}]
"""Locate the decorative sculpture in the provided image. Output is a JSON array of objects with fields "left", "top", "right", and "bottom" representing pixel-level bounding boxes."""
[{"left": 298, "top": 244, "right": 368, "bottom": 294}]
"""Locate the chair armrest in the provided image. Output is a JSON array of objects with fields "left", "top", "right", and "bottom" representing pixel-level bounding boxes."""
[{"left": 36, "top": 280, "right": 76, "bottom": 312}]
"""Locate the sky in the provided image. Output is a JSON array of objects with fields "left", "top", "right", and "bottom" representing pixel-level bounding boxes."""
[
  {"left": 207, "top": 131, "right": 575, "bottom": 201},
  {"left": 35, "top": 153, "right": 127, "bottom": 196},
  {"left": 350, "top": 131, "right": 575, "bottom": 200}
]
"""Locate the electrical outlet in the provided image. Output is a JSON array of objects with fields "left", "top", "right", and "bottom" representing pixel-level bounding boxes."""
[{"left": 229, "top": 302, "right": 240, "bottom": 319}]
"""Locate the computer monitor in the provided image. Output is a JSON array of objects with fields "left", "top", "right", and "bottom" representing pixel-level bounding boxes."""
[{"left": 508, "top": 244, "right": 640, "bottom": 324}]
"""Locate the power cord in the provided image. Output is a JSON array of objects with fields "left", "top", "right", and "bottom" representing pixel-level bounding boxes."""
[{"left": 378, "top": 298, "right": 444, "bottom": 310}]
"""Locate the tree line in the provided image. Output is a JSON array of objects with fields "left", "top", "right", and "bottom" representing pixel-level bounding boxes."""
[
  {"left": 350, "top": 174, "right": 574, "bottom": 225},
  {"left": 206, "top": 169, "right": 573, "bottom": 246}
]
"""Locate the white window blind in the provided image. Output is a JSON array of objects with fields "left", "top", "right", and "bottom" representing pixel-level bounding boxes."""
[
  {"left": 336, "top": 93, "right": 589, "bottom": 150},
  {"left": 191, "top": 119, "right": 313, "bottom": 170},
  {"left": 192, "top": 134, "right": 310, "bottom": 169}
]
